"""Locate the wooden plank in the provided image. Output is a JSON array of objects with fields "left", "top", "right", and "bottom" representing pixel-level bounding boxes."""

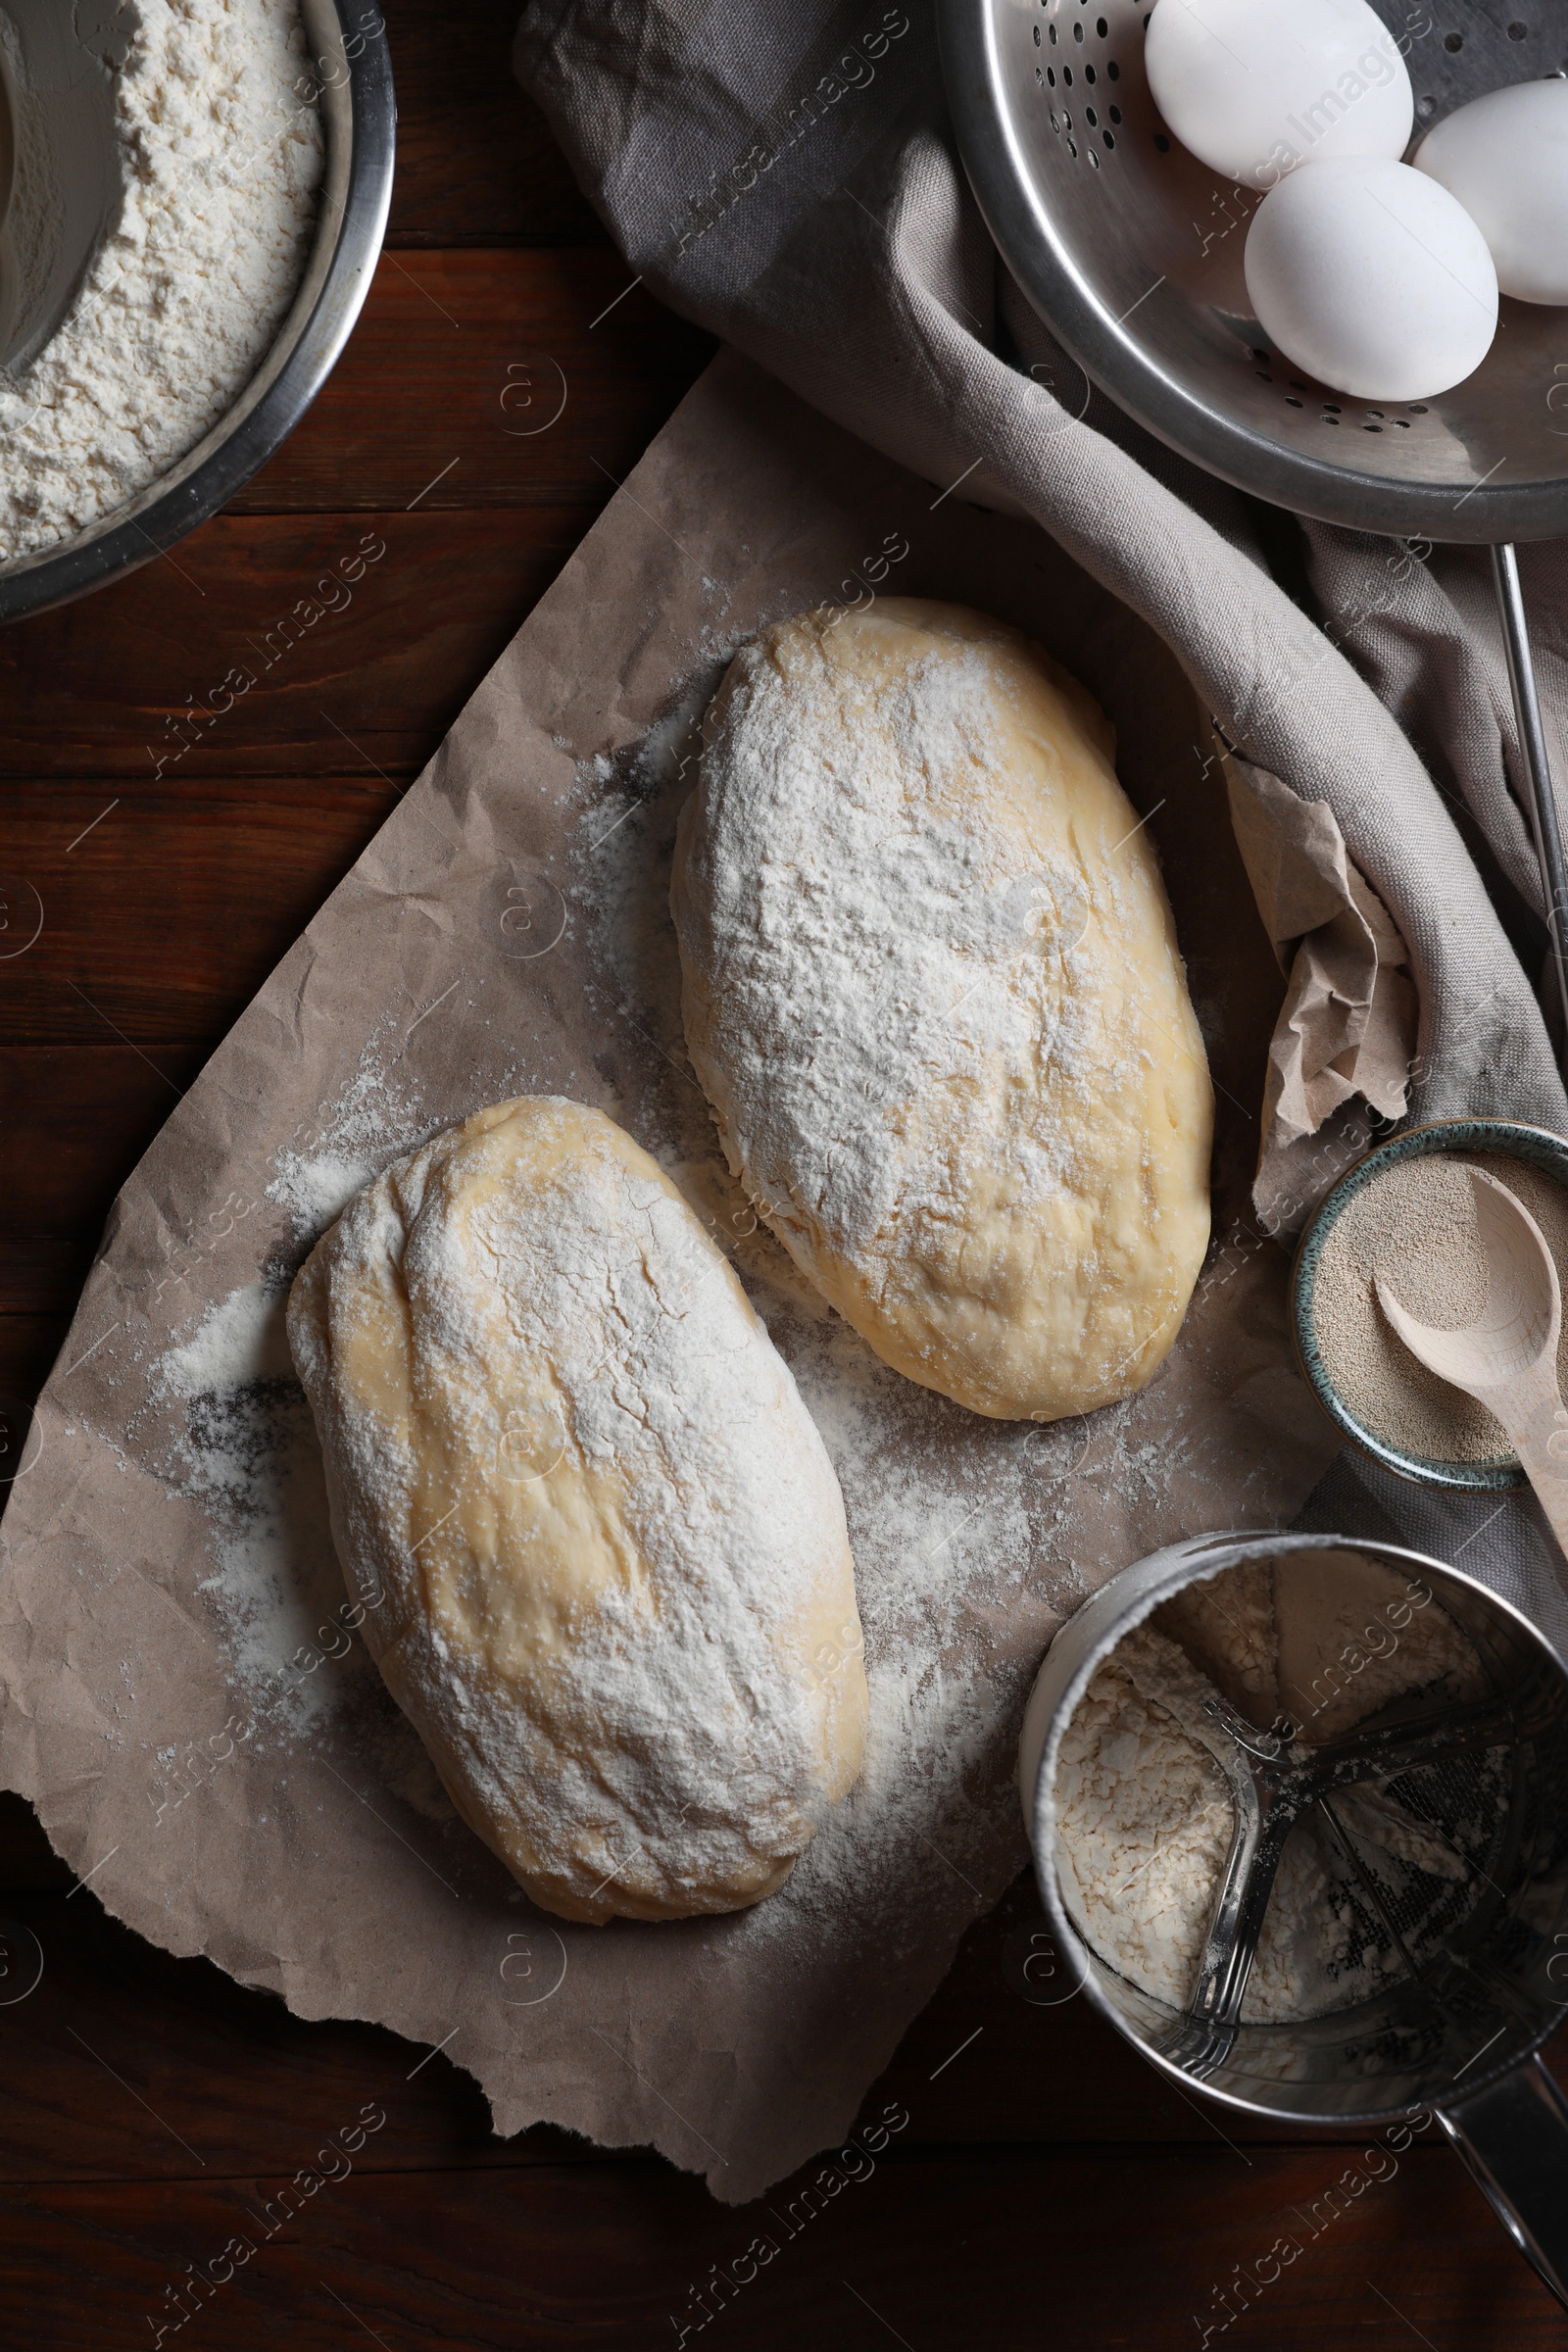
[
  {"left": 0, "top": 1795, "right": 70, "bottom": 1892},
  {"left": 0, "top": 1049, "right": 207, "bottom": 1316},
  {"left": 0, "top": 2144, "right": 1557, "bottom": 2349},
  {"left": 0, "top": 780, "right": 391, "bottom": 1313},
  {"left": 0, "top": 786, "right": 391, "bottom": 1043},
  {"left": 381, "top": 0, "right": 607, "bottom": 250},
  {"left": 0, "top": 1883, "right": 1226, "bottom": 2181},
  {"left": 0, "top": 508, "right": 589, "bottom": 782},
  {"left": 230, "top": 253, "right": 715, "bottom": 514},
  {"left": 6, "top": 1869, "right": 1567, "bottom": 2179},
  {"left": 0, "top": 1315, "right": 69, "bottom": 1411}
]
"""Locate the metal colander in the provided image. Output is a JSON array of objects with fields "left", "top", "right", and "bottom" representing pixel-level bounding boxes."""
[{"left": 940, "top": 0, "right": 1568, "bottom": 1039}]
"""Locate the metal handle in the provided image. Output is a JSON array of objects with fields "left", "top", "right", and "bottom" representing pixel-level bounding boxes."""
[
  {"left": 1160, "top": 1782, "right": 1282, "bottom": 2076},
  {"left": 1439, "top": 2056, "right": 1568, "bottom": 2310},
  {"left": 1493, "top": 545, "right": 1568, "bottom": 1059}
]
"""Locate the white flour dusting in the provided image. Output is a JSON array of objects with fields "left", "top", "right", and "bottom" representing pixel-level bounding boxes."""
[
  {"left": 154, "top": 1035, "right": 432, "bottom": 1735},
  {"left": 268, "top": 1147, "right": 385, "bottom": 1238},
  {"left": 674, "top": 619, "right": 1106, "bottom": 1263},
  {"left": 0, "top": 0, "right": 323, "bottom": 558},
  {"left": 160, "top": 1279, "right": 344, "bottom": 1717},
  {"left": 164, "top": 1279, "right": 294, "bottom": 1396},
  {"left": 266, "top": 1037, "right": 440, "bottom": 1241},
  {"left": 155, "top": 1273, "right": 458, "bottom": 1824}
]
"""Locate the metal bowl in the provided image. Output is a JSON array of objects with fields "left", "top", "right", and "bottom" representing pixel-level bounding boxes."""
[
  {"left": 0, "top": 0, "right": 394, "bottom": 623},
  {"left": 939, "top": 0, "right": 1568, "bottom": 545},
  {"left": 1292, "top": 1116, "right": 1568, "bottom": 1492}
]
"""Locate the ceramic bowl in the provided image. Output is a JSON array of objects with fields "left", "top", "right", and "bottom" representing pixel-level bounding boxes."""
[{"left": 1292, "top": 1117, "right": 1568, "bottom": 1493}]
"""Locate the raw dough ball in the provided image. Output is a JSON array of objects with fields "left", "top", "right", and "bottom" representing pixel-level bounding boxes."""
[
  {"left": 287, "top": 1095, "right": 867, "bottom": 1925},
  {"left": 670, "top": 599, "right": 1213, "bottom": 1422}
]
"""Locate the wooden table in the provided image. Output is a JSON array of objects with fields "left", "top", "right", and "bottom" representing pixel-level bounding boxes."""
[{"left": 2, "top": 7, "right": 1565, "bottom": 2342}]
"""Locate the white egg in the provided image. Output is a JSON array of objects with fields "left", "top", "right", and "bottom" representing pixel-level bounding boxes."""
[
  {"left": 1244, "top": 158, "right": 1498, "bottom": 401},
  {"left": 1415, "top": 80, "right": 1568, "bottom": 306},
  {"left": 1146, "top": 0, "right": 1413, "bottom": 190}
]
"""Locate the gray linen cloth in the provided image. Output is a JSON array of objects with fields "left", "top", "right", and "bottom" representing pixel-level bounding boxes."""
[
  {"left": 514, "top": 1, "right": 1568, "bottom": 1627},
  {"left": 514, "top": 0, "right": 1568, "bottom": 1145}
]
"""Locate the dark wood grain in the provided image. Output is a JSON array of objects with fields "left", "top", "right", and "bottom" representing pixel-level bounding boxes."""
[
  {"left": 0, "top": 1875, "right": 1407, "bottom": 2190},
  {"left": 3, "top": 2141, "right": 1561, "bottom": 2351},
  {"left": 229, "top": 254, "right": 713, "bottom": 514},
  {"left": 0, "top": 7, "right": 1547, "bottom": 2344},
  {"left": 0, "top": 1793, "right": 69, "bottom": 1890},
  {"left": 3, "top": 787, "right": 389, "bottom": 1041},
  {"left": 0, "top": 510, "right": 593, "bottom": 783},
  {"left": 0, "top": 773, "right": 401, "bottom": 1317},
  {"left": 0, "top": 1318, "right": 70, "bottom": 1419},
  {"left": 383, "top": 0, "right": 606, "bottom": 251},
  {"left": 0, "top": 259, "right": 714, "bottom": 794},
  {"left": 0, "top": 1050, "right": 213, "bottom": 1317}
]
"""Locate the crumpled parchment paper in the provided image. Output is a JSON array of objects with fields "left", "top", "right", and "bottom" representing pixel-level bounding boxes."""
[
  {"left": 0, "top": 352, "right": 1343, "bottom": 2202},
  {"left": 1228, "top": 751, "right": 1421, "bottom": 1238}
]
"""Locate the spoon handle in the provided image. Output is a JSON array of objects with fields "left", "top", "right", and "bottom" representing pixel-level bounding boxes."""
[{"left": 1482, "top": 1362, "right": 1568, "bottom": 1559}]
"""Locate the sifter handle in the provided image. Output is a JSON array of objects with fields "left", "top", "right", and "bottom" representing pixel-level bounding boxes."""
[
  {"left": 1493, "top": 544, "right": 1568, "bottom": 1063},
  {"left": 1439, "top": 2055, "right": 1568, "bottom": 2311}
]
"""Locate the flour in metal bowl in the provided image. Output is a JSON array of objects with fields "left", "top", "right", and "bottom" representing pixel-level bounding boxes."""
[{"left": 0, "top": 0, "right": 323, "bottom": 560}]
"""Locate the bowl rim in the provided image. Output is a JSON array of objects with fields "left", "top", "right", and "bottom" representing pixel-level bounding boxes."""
[
  {"left": 0, "top": 0, "right": 395, "bottom": 623},
  {"left": 1291, "top": 1115, "right": 1568, "bottom": 1493}
]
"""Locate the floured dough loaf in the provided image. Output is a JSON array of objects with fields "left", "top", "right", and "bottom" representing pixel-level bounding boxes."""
[
  {"left": 287, "top": 1096, "right": 867, "bottom": 1925},
  {"left": 670, "top": 598, "right": 1214, "bottom": 1422}
]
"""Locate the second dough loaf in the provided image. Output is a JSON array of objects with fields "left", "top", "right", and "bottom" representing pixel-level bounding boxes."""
[{"left": 670, "top": 599, "right": 1213, "bottom": 1422}]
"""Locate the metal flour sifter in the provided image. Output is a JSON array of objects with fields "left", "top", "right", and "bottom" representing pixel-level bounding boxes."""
[
  {"left": 1019, "top": 1533, "right": 1568, "bottom": 2308},
  {"left": 939, "top": 0, "right": 1568, "bottom": 1044}
]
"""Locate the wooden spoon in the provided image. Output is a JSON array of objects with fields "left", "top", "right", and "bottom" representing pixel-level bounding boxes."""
[{"left": 1375, "top": 1166, "right": 1568, "bottom": 1552}]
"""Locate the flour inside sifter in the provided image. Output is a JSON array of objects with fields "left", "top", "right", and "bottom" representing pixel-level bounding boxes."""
[{"left": 1054, "top": 1549, "right": 1496, "bottom": 2025}]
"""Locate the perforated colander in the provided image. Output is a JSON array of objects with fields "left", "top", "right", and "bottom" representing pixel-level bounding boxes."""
[{"left": 940, "top": 0, "right": 1568, "bottom": 1040}]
